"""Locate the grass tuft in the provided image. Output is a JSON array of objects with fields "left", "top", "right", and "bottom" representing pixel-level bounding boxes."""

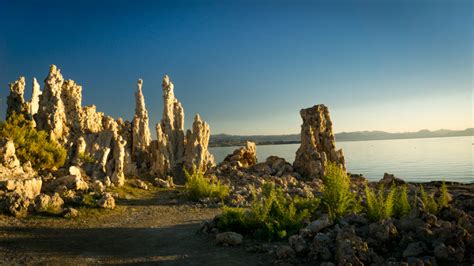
[{"left": 184, "top": 166, "right": 229, "bottom": 202}]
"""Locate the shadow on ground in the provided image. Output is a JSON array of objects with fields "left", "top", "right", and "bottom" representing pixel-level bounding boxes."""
[{"left": 0, "top": 223, "right": 269, "bottom": 265}]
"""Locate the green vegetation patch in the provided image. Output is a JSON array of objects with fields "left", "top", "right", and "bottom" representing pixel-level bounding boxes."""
[
  {"left": 0, "top": 113, "right": 66, "bottom": 170},
  {"left": 184, "top": 166, "right": 229, "bottom": 202},
  {"left": 217, "top": 183, "right": 320, "bottom": 241}
]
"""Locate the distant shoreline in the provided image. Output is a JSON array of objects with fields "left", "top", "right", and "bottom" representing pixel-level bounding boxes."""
[{"left": 209, "top": 133, "right": 473, "bottom": 148}]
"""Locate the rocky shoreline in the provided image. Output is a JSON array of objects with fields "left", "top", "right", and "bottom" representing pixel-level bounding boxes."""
[{"left": 1, "top": 65, "right": 472, "bottom": 265}]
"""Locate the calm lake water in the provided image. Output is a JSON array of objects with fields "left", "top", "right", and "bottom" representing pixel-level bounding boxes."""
[{"left": 209, "top": 136, "right": 474, "bottom": 183}]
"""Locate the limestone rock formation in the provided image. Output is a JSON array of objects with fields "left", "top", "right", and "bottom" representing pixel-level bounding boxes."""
[
  {"left": 111, "top": 136, "right": 126, "bottom": 186},
  {"left": 222, "top": 141, "right": 257, "bottom": 168},
  {"left": 6, "top": 76, "right": 29, "bottom": 118},
  {"left": 35, "top": 65, "right": 68, "bottom": 144},
  {"left": 29, "top": 78, "right": 42, "bottom": 116},
  {"left": 150, "top": 75, "right": 214, "bottom": 182},
  {"left": 131, "top": 79, "right": 152, "bottom": 163},
  {"left": 161, "top": 75, "right": 185, "bottom": 166},
  {"left": 293, "top": 104, "right": 345, "bottom": 179},
  {"left": 183, "top": 114, "right": 215, "bottom": 173}
]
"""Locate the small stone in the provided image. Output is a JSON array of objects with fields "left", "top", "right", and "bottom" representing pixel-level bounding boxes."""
[
  {"left": 130, "top": 179, "right": 149, "bottom": 190},
  {"left": 97, "top": 193, "right": 115, "bottom": 209},
  {"left": 215, "top": 232, "right": 243, "bottom": 246},
  {"left": 403, "top": 241, "right": 426, "bottom": 258},
  {"left": 275, "top": 245, "right": 295, "bottom": 259},
  {"left": 92, "top": 180, "right": 105, "bottom": 195},
  {"left": 289, "top": 235, "right": 307, "bottom": 253},
  {"left": 63, "top": 207, "right": 79, "bottom": 219},
  {"left": 307, "top": 214, "right": 333, "bottom": 233}
]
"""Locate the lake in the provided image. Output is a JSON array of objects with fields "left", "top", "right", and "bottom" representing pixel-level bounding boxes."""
[{"left": 209, "top": 136, "right": 474, "bottom": 183}]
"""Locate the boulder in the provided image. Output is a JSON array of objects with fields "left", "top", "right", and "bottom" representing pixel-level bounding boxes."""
[
  {"left": 378, "top": 173, "right": 405, "bottom": 186},
  {"left": 1, "top": 178, "right": 42, "bottom": 200},
  {"left": 129, "top": 179, "right": 149, "bottom": 190},
  {"left": 275, "top": 245, "right": 296, "bottom": 259},
  {"left": 215, "top": 232, "right": 243, "bottom": 246},
  {"left": 402, "top": 241, "right": 426, "bottom": 258},
  {"left": 289, "top": 235, "right": 307, "bottom": 254},
  {"left": 307, "top": 214, "right": 333, "bottom": 233},
  {"left": 222, "top": 141, "right": 257, "bottom": 168},
  {"left": 6, "top": 193, "right": 30, "bottom": 218},
  {"left": 97, "top": 192, "right": 115, "bottom": 209},
  {"left": 335, "top": 227, "right": 369, "bottom": 265}
]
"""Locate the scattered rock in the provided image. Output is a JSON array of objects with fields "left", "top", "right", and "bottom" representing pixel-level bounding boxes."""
[
  {"left": 6, "top": 193, "right": 30, "bottom": 218},
  {"left": 97, "top": 193, "right": 115, "bottom": 209},
  {"left": 402, "top": 241, "right": 426, "bottom": 258},
  {"left": 275, "top": 245, "right": 296, "bottom": 259},
  {"left": 289, "top": 235, "right": 307, "bottom": 254},
  {"left": 154, "top": 177, "right": 175, "bottom": 188},
  {"left": 222, "top": 141, "right": 257, "bottom": 168},
  {"left": 379, "top": 173, "right": 405, "bottom": 186},
  {"left": 216, "top": 232, "right": 243, "bottom": 246},
  {"left": 129, "top": 179, "right": 149, "bottom": 190},
  {"left": 63, "top": 207, "right": 79, "bottom": 219},
  {"left": 307, "top": 214, "right": 333, "bottom": 233}
]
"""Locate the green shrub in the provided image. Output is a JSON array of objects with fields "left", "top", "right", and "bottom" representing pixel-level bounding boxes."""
[
  {"left": 78, "top": 152, "right": 97, "bottom": 164},
  {"left": 184, "top": 166, "right": 229, "bottom": 201},
  {"left": 419, "top": 182, "right": 450, "bottom": 214},
  {"left": 438, "top": 181, "right": 450, "bottom": 209},
  {"left": 0, "top": 113, "right": 66, "bottom": 170},
  {"left": 217, "top": 183, "right": 320, "bottom": 241},
  {"left": 394, "top": 185, "right": 411, "bottom": 218},
  {"left": 420, "top": 185, "right": 438, "bottom": 214},
  {"left": 365, "top": 184, "right": 396, "bottom": 221},
  {"left": 322, "top": 162, "right": 359, "bottom": 220}
]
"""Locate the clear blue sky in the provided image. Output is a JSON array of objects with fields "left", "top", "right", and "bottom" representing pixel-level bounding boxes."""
[{"left": 0, "top": 0, "right": 472, "bottom": 135}]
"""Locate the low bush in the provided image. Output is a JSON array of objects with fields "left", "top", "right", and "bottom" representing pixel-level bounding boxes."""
[
  {"left": 217, "top": 183, "right": 320, "bottom": 241},
  {"left": 78, "top": 152, "right": 97, "bottom": 164},
  {"left": 0, "top": 113, "right": 66, "bottom": 170},
  {"left": 393, "top": 185, "right": 411, "bottom": 218},
  {"left": 365, "top": 184, "right": 396, "bottom": 221},
  {"left": 420, "top": 185, "right": 438, "bottom": 214},
  {"left": 322, "top": 162, "right": 360, "bottom": 220},
  {"left": 184, "top": 166, "right": 229, "bottom": 201}
]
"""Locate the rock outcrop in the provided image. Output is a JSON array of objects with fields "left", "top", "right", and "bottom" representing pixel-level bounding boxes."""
[
  {"left": 150, "top": 75, "right": 214, "bottom": 182},
  {"left": 35, "top": 65, "right": 68, "bottom": 144},
  {"left": 6, "top": 77, "right": 29, "bottom": 118},
  {"left": 29, "top": 78, "right": 42, "bottom": 116},
  {"left": 222, "top": 141, "right": 257, "bottom": 168},
  {"left": 183, "top": 114, "right": 215, "bottom": 173},
  {"left": 5, "top": 65, "right": 215, "bottom": 190},
  {"left": 131, "top": 79, "right": 151, "bottom": 164},
  {"left": 293, "top": 104, "right": 345, "bottom": 180}
]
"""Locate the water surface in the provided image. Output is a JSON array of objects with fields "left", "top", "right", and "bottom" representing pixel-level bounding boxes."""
[{"left": 209, "top": 136, "right": 473, "bottom": 183}]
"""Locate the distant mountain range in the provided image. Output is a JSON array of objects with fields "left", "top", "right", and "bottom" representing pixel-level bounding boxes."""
[{"left": 210, "top": 128, "right": 473, "bottom": 147}]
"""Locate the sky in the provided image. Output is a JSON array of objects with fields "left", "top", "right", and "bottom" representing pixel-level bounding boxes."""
[{"left": 0, "top": 0, "right": 472, "bottom": 135}]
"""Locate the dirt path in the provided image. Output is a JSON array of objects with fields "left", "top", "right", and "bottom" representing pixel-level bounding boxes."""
[{"left": 0, "top": 188, "right": 272, "bottom": 265}]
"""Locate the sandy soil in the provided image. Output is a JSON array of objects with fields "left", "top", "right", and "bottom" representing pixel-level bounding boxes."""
[{"left": 0, "top": 188, "right": 272, "bottom": 265}]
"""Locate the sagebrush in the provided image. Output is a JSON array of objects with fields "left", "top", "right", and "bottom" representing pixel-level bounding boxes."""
[{"left": 0, "top": 113, "right": 66, "bottom": 170}]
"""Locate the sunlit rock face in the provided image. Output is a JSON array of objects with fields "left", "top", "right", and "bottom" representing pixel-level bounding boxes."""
[
  {"left": 131, "top": 79, "right": 152, "bottom": 166},
  {"left": 5, "top": 65, "right": 215, "bottom": 185},
  {"left": 6, "top": 77, "right": 29, "bottom": 119},
  {"left": 29, "top": 78, "right": 42, "bottom": 116},
  {"left": 150, "top": 75, "right": 214, "bottom": 182},
  {"left": 293, "top": 104, "right": 345, "bottom": 179},
  {"left": 35, "top": 65, "right": 68, "bottom": 144},
  {"left": 183, "top": 114, "right": 215, "bottom": 174}
]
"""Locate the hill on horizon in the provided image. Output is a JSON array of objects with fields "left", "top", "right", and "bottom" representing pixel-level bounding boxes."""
[{"left": 210, "top": 128, "right": 473, "bottom": 147}]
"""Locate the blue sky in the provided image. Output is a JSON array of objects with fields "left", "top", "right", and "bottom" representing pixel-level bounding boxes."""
[{"left": 0, "top": 0, "right": 472, "bottom": 135}]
